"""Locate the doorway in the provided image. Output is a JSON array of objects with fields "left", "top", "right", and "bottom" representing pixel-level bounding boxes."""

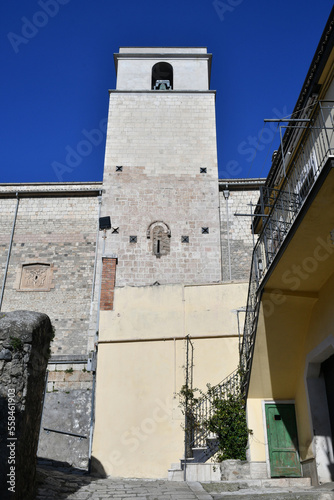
[{"left": 265, "top": 403, "right": 302, "bottom": 477}]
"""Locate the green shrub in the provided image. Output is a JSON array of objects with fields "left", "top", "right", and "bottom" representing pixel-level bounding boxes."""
[{"left": 208, "top": 392, "right": 252, "bottom": 461}]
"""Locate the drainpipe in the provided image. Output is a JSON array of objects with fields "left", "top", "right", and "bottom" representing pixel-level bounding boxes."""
[
  {"left": 90, "top": 194, "right": 102, "bottom": 313},
  {"left": 88, "top": 195, "right": 102, "bottom": 471},
  {"left": 0, "top": 193, "right": 19, "bottom": 311},
  {"left": 223, "top": 188, "right": 232, "bottom": 281}
]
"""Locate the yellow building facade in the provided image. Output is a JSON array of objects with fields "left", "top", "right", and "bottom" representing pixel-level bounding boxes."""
[
  {"left": 246, "top": 10, "right": 334, "bottom": 484},
  {"left": 93, "top": 282, "right": 248, "bottom": 478}
]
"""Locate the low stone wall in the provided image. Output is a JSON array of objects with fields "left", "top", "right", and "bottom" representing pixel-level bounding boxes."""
[{"left": 0, "top": 310, "right": 53, "bottom": 500}]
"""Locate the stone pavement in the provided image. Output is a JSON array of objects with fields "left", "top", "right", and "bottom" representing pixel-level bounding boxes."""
[
  {"left": 35, "top": 464, "right": 334, "bottom": 500},
  {"left": 202, "top": 481, "right": 334, "bottom": 499},
  {"left": 35, "top": 465, "right": 212, "bottom": 500}
]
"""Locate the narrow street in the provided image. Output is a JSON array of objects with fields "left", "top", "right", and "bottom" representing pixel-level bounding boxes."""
[{"left": 36, "top": 464, "right": 334, "bottom": 500}]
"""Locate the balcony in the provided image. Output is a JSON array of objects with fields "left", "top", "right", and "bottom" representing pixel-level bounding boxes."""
[
  {"left": 253, "top": 100, "right": 334, "bottom": 284},
  {"left": 240, "top": 100, "right": 334, "bottom": 389}
]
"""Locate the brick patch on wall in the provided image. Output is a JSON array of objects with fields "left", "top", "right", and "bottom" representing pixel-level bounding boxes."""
[{"left": 100, "top": 257, "right": 117, "bottom": 310}]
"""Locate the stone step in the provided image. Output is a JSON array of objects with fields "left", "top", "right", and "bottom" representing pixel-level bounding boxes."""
[
  {"left": 208, "top": 478, "right": 312, "bottom": 489},
  {"left": 167, "top": 468, "right": 183, "bottom": 481},
  {"left": 206, "top": 491, "right": 333, "bottom": 499},
  {"left": 201, "top": 478, "right": 315, "bottom": 497},
  {"left": 169, "top": 462, "right": 221, "bottom": 482}
]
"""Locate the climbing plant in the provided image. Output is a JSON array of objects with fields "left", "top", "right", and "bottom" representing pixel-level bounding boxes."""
[
  {"left": 178, "top": 384, "right": 199, "bottom": 458},
  {"left": 178, "top": 369, "right": 252, "bottom": 461},
  {"left": 206, "top": 389, "right": 252, "bottom": 461}
]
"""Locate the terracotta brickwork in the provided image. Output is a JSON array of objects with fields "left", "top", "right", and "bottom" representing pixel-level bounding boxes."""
[{"left": 100, "top": 257, "right": 117, "bottom": 310}]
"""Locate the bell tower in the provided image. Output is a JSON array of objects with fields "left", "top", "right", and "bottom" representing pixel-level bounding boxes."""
[{"left": 102, "top": 47, "right": 221, "bottom": 286}]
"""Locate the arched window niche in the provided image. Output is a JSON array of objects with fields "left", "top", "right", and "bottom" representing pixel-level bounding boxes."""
[
  {"left": 147, "top": 221, "right": 171, "bottom": 258},
  {"left": 152, "top": 62, "right": 173, "bottom": 90}
]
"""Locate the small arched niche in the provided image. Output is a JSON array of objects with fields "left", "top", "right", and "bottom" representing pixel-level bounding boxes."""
[
  {"left": 147, "top": 221, "right": 171, "bottom": 258},
  {"left": 152, "top": 62, "right": 173, "bottom": 90}
]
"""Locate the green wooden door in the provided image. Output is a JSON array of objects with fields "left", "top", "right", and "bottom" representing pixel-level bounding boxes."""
[{"left": 265, "top": 403, "right": 302, "bottom": 477}]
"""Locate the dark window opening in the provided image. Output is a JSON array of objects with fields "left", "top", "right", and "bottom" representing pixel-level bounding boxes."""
[
  {"left": 152, "top": 62, "right": 173, "bottom": 90},
  {"left": 151, "top": 224, "right": 170, "bottom": 258}
]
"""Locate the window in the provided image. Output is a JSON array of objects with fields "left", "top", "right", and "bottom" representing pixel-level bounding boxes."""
[
  {"left": 147, "top": 221, "right": 171, "bottom": 258},
  {"left": 152, "top": 62, "right": 173, "bottom": 90}
]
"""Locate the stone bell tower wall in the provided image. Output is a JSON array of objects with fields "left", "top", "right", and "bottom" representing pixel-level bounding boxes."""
[{"left": 102, "top": 90, "right": 222, "bottom": 286}]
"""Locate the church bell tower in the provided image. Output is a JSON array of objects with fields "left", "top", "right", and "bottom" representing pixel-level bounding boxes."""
[{"left": 102, "top": 47, "right": 221, "bottom": 286}]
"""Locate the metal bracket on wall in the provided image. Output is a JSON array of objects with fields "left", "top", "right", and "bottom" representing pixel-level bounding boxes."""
[{"left": 43, "top": 427, "right": 87, "bottom": 441}]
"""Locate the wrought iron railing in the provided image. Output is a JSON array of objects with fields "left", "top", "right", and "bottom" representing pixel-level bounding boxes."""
[
  {"left": 252, "top": 100, "right": 334, "bottom": 283},
  {"left": 186, "top": 368, "right": 241, "bottom": 454},
  {"left": 240, "top": 99, "right": 334, "bottom": 395}
]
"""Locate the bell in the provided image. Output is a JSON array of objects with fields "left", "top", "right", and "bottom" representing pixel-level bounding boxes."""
[{"left": 159, "top": 82, "right": 167, "bottom": 90}]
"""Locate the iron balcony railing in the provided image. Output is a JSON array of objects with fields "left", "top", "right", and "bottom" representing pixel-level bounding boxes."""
[
  {"left": 240, "top": 99, "right": 334, "bottom": 392},
  {"left": 184, "top": 100, "right": 334, "bottom": 462},
  {"left": 253, "top": 100, "right": 334, "bottom": 284}
]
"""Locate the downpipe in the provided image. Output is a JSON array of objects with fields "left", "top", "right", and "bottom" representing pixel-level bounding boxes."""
[{"left": 0, "top": 194, "right": 19, "bottom": 311}]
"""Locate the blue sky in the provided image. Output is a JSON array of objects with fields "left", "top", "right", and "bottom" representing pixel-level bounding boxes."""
[{"left": 1, "top": 0, "right": 333, "bottom": 183}]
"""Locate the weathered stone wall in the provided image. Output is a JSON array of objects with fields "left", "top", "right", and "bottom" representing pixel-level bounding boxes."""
[
  {"left": 219, "top": 183, "right": 263, "bottom": 282},
  {"left": 102, "top": 92, "right": 222, "bottom": 286},
  {"left": 0, "top": 186, "right": 101, "bottom": 471},
  {"left": 38, "top": 380, "right": 92, "bottom": 469},
  {"left": 38, "top": 363, "right": 93, "bottom": 469},
  {"left": 0, "top": 185, "right": 101, "bottom": 357},
  {"left": 0, "top": 310, "right": 53, "bottom": 500}
]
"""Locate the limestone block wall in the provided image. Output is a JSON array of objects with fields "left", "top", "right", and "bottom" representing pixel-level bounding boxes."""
[
  {"left": 104, "top": 92, "right": 218, "bottom": 175},
  {"left": 102, "top": 92, "right": 221, "bottom": 286},
  {"left": 0, "top": 185, "right": 102, "bottom": 469},
  {"left": 219, "top": 181, "right": 264, "bottom": 282},
  {"left": 0, "top": 185, "right": 101, "bottom": 357},
  {"left": 0, "top": 310, "right": 53, "bottom": 500}
]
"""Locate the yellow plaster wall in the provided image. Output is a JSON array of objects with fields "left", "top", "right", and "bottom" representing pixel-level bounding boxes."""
[
  {"left": 247, "top": 293, "right": 317, "bottom": 462},
  {"left": 248, "top": 273, "right": 334, "bottom": 465},
  {"left": 93, "top": 282, "right": 248, "bottom": 477}
]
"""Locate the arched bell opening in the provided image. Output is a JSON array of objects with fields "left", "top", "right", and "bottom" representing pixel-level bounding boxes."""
[{"left": 152, "top": 62, "right": 173, "bottom": 90}]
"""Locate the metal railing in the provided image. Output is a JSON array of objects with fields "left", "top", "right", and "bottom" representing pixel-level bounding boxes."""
[
  {"left": 186, "top": 368, "right": 241, "bottom": 454},
  {"left": 253, "top": 100, "right": 334, "bottom": 283},
  {"left": 240, "top": 99, "right": 334, "bottom": 393}
]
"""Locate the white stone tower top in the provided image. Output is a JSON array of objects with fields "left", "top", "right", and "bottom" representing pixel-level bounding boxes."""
[{"left": 114, "top": 47, "right": 212, "bottom": 91}]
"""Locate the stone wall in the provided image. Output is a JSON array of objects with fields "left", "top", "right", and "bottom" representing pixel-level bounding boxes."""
[
  {"left": 219, "top": 181, "right": 264, "bottom": 282},
  {"left": 102, "top": 92, "right": 221, "bottom": 286},
  {"left": 0, "top": 184, "right": 101, "bottom": 357},
  {"left": 0, "top": 310, "right": 53, "bottom": 500},
  {"left": 0, "top": 185, "right": 101, "bottom": 472},
  {"left": 38, "top": 374, "right": 93, "bottom": 469}
]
